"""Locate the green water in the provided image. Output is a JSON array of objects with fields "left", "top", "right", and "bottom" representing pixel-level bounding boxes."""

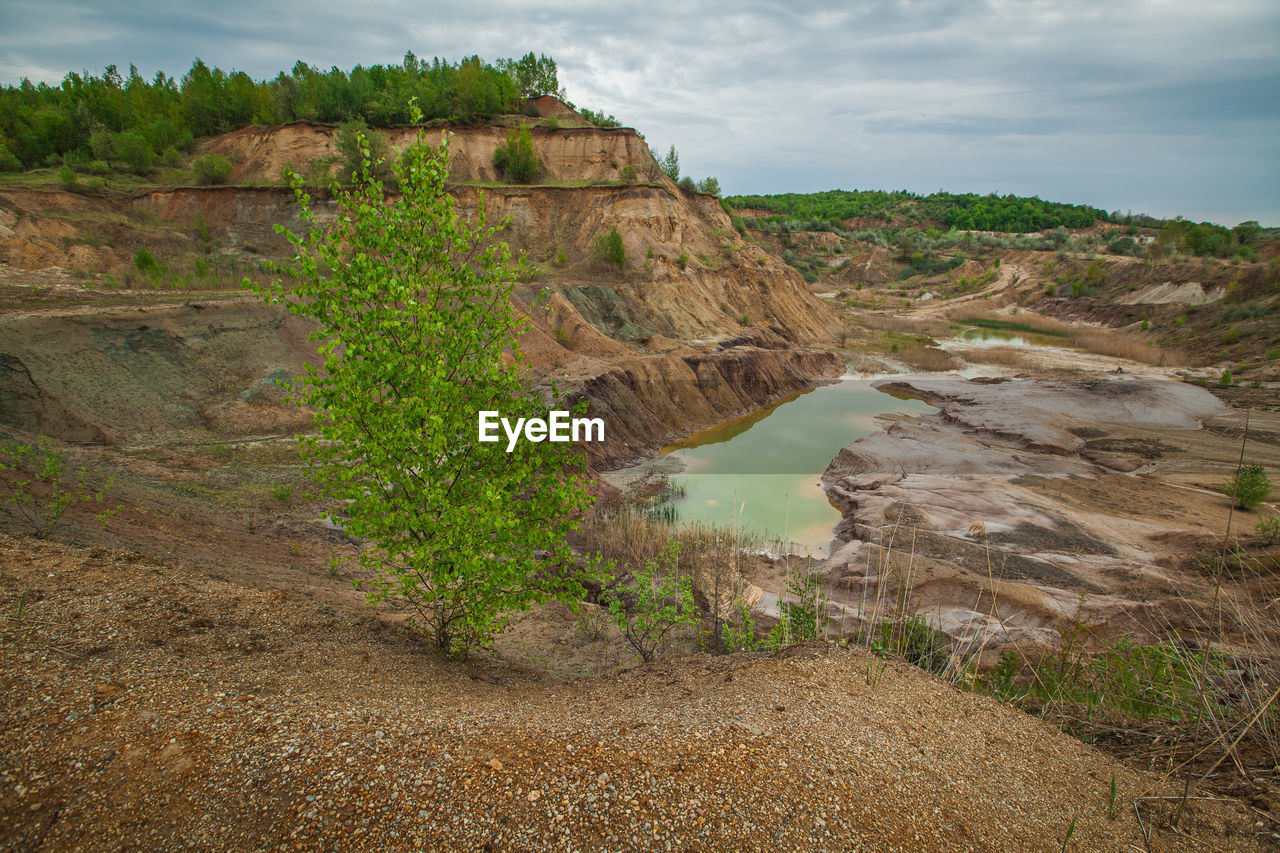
[
  {"left": 957, "top": 327, "right": 1061, "bottom": 348},
  {"left": 660, "top": 379, "right": 933, "bottom": 555}
]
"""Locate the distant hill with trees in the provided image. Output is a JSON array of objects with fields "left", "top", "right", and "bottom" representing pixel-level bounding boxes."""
[
  {"left": 725, "top": 188, "right": 1110, "bottom": 233},
  {"left": 0, "top": 52, "right": 566, "bottom": 172}
]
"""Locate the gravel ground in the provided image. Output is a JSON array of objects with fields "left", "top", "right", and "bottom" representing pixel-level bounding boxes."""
[{"left": 0, "top": 534, "right": 1270, "bottom": 851}]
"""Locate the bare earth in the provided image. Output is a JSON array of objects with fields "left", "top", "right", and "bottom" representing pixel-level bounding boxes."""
[{"left": 1, "top": 534, "right": 1269, "bottom": 852}]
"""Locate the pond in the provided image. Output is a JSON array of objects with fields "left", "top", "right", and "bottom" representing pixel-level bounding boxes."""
[{"left": 659, "top": 377, "right": 933, "bottom": 555}]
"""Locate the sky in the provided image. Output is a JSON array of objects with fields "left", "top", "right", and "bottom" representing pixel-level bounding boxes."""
[{"left": 2, "top": 0, "right": 1277, "bottom": 226}]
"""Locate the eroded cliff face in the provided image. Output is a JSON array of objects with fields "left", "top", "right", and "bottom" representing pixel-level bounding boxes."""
[
  {"left": 199, "top": 121, "right": 658, "bottom": 185},
  {"left": 0, "top": 122, "right": 842, "bottom": 467}
]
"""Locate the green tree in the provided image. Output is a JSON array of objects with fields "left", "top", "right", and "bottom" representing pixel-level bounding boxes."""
[
  {"left": 696, "top": 176, "right": 721, "bottom": 196},
  {"left": 492, "top": 123, "right": 539, "bottom": 183},
  {"left": 335, "top": 120, "right": 391, "bottom": 181},
  {"left": 497, "top": 52, "right": 564, "bottom": 99},
  {"left": 591, "top": 227, "right": 626, "bottom": 268},
  {"left": 1222, "top": 464, "right": 1271, "bottom": 510},
  {"left": 191, "top": 152, "right": 232, "bottom": 184},
  {"left": 112, "top": 129, "right": 155, "bottom": 174},
  {"left": 250, "top": 108, "right": 594, "bottom": 655},
  {"left": 658, "top": 144, "right": 679, "bottom": 181}
]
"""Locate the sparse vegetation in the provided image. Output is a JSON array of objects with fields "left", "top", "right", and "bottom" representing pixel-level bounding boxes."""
[
  {"left": 1222, "top": 464, "right": 1271, "bottom": 509},
  {"left": 492, "top": 124, "right": 539, "bottom": 184},
  {"left": 0, "top": 439, "right": 117, "bottom": 539},
  {"left": 192, "top": 153, "right": 232, "bottom": 185},
  {"left": 591, "top": 227, "right": 626, "bottom": 268}
]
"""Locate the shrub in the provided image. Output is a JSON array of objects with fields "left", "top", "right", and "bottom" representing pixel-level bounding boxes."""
[
  {"left": 678, "top": 176, "right": 696, "bottom": 193},
  {"left": 619, "top": 164, "right": 636, "bottom": 183},
  {"left": 57, "top": 164, "right": 77, "bottom": 190},
  {"left": 677, "top": 251, "right": 689, "bottom": 270},
  {"left": 591, "top": 227, "right": 626, "bottom": 268},
  {"left": 0, "top": 141, "right": 21, "bottom": 172},
  {"left": 160, "top": 146, "right": 183, "bottom": 168},
  {"left": 112, "top": 130, "right": 155, "bottom": 174},
  {"left": 598, "top": 543, "right": 698, "bottom": 662},
  {"left": 543, "top": 117, "right": 559, "bottom": 130},
  {"left": 492, "top": 124, "right": 539, "bottom": 183},
  {"left": 696, "top": 176, "right": 721, "bottom": 196},
  {"left": 335, "top": 121, "right": 391, "bottom": 182},
  {"left": 1255, "top": 515, "right": 1280, "bottom": 544},
  {"left": 1222, "top": 464, "right": 1271, "bottom": 509},
  {"left": 0, "top": 439, "right": 117, "bottom": 538},
  {"left": 192, "top": 153, "right": 233, "bottom": 185},
  {"left": 134, "top": 247, "right": 160, "bottom": 275},
  {"left": 580, "top": 108, "right": 621, "bottom": 129}
]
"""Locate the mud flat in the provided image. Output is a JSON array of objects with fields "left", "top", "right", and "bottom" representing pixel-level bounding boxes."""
[{"left": 818, "top": 374, "right": 1280, "bottom": 649}]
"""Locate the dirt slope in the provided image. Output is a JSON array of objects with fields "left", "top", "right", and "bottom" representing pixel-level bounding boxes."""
[{"left": 1, "top": 534, "right": 1264, "bottom": 852}]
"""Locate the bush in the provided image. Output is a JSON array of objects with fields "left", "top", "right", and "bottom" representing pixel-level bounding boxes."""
[
  {"left": 0, "top": 142, "right": 21, "bottom": 172},
  {"left": 192, "top": 153, "right": 233, "bottom": 185},
  {"left": 678, "top": 176, "right": 697, "bottom": 193},
  {"left": 591, "top": 227, "right": 626, "bottom": 268},
  {"left": 112, "top": 130, "right": 155, "bottom": 174},
  {"left": 335, "top": 121, "right": 391, "bottom": 182},
  {"left": 619, "top": 165, "right": 636, "bottom": 183},
  {"left": 57, "top": 164, "right": 77, "bottom": 190},
  {"left": 492, "top": 124, "right": 539, "bottom": 183},
  {"left": 0, "top": 439, "right": 117, "bottom": 539},
  {"left": 677, "top": 251, "right": 689, "bottom": 270},
  {"left": 598, "top": 543, "right": 698, "bottom": 662},
  {"left": 1222, "top": 464, "right": 1271, "bottom": 509},
  {"left": 160, "top": 146, "right": 183, "bottom": 167},
  {"left": 134, "top": 247, "right": 158, "bottom": 274}
]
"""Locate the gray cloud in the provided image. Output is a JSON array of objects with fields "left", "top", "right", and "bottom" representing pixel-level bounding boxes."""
[{"left": 2, "top": 0, "right": 1276, "bottom": 223}]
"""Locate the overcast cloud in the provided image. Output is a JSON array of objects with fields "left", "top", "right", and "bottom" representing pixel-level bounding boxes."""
[{"left": 2, "top": 0, "right": 1276, "bottom": 224}]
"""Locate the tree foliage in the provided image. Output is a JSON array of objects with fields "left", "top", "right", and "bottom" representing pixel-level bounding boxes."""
[
  {"left": 492, "top": 124, "right": 539, "bottom": 183},
  {"left": 1223, "top": 464, "right": 1271, "bottom": 510},
  {"left": 658, "top": 144, "right": 680, "bottom": 181},
  {"left": 0, "top": 53, "right": 537, "bottom": 170},
  {"left": 336, "top": 120, "right": 391, "bottom": 181},
  {"left": 598, "top": 544, "right": 698, "bottom": 662},
  {"left": 725, "top": 188, "right": 1109, "bottom": 233},
  {"left": 250, "top": 108, "right": 594, "bottom": 655},
  {"left": 191, "top": 152, "right": 232, "bottom": 185},
  {"left": 591, "top": 227, "right": 626, "bottom": 268},
  {"left": 495, "top": 52, "right": 564, "bottom": 99}
]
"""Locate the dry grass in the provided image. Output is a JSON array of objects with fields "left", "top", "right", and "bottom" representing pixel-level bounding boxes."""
[
  {"left": 895, "top": 345, "right": 961, "bottom": 372},
  {"left": 951, "top": 310, "right": 1186, "bottom": 366},
  {"left": 963, "top": 345, "right": 1033, "bottom": 368},
  {"left": 857, "top": 313, "right": 953, "bottom": 337}
]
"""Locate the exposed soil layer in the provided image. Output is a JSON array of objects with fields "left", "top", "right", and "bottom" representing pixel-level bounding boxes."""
[{"left": 1, "top": 534, "right": 1268, "bottom": 852}]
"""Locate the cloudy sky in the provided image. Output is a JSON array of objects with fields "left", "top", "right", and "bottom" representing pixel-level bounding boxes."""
[{"left": 3, "top": 0, "right": 1277, "bottom": 225}]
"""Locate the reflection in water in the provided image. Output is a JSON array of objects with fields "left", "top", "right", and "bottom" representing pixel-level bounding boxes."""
[
  {"left": 956, "top": 327, "right": 1061, "bottom": 349},
  {"left": 660, "top": 379, "right": 932, "bottom": 555}
]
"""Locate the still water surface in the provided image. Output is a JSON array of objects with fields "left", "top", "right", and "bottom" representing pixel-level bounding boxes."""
[{"left": 660, "top": 378, "right": 932, "bottom": 555}]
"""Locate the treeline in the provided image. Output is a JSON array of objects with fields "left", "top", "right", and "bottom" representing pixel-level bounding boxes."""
[
  {"left": 0, "top": 52, "right": 564, "bottom": 172},
  {"left": 725, "top": 188, "right": 1108, "bottom": 233}
]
